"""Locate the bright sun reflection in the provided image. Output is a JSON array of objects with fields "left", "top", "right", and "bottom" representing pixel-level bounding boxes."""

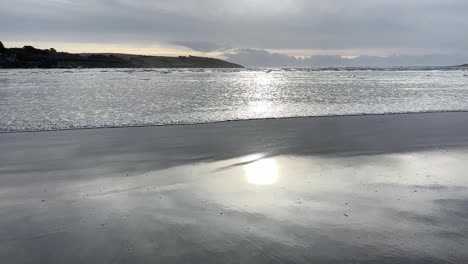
[{"left": 244, "top": 158, "right": 279, "bottom": 185}]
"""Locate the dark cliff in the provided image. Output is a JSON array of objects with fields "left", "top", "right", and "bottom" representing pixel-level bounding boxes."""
[{"left": 0, "top": 43, "right": 243, "bottom": 69}]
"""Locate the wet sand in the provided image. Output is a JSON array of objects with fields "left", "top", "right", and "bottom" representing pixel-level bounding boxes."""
[{"left": 1, "top": 112, "right": 468, "bottom": 263}]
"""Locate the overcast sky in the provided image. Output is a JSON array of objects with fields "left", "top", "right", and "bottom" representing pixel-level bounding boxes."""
[{"left": 1, "top": 0, "right": 467, "bottom": 65}]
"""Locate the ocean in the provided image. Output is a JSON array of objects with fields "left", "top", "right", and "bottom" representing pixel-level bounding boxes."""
[{"left": 1, "top": 68, "right": 467, "bottom": 132}]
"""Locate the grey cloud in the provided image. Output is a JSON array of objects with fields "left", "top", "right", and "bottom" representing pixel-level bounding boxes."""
[{"left": 1, "top": 0, "right": 467, "bottom": 55}]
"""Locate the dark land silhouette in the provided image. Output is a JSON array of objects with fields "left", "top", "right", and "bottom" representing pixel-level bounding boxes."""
[{"left": 0, "top": 42, "right": 242, "bottom": 68}]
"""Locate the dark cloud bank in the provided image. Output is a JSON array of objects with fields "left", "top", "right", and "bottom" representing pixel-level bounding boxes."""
[{"left": 225, "top": 49, "right": 468, "bottom": 67}]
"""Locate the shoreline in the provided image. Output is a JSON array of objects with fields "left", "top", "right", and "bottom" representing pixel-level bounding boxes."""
[
  {"left": 2, "top": 110, "right": 468, "bottom": 134},
  {"left": 2, "top": 111, "right": 468, "bottom": 183}
]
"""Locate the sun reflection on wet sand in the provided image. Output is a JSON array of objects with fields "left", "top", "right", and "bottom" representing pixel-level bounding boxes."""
[{"left": 244, "top": 158, "right": 279, "bottom": 185}]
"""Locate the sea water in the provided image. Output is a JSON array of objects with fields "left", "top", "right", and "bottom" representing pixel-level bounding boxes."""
[{"left": 1, "top": 68, "right": 467, "bottom": 132}]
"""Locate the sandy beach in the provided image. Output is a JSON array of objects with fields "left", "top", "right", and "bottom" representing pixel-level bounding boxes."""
[{"left": 1, "top": 112, "right": 468, "bottom": 263}]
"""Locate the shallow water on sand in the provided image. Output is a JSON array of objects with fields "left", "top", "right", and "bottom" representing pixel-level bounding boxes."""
[
  {"left": 1, "top": 113, "right": 468, "bottom": 263},
  {"left": 1, "top": 68, "right": 468, "bottom": 131}
]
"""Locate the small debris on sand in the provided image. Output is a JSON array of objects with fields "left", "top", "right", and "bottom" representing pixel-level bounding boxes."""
[{"left": 344, "top": 214, "right": 349, "bottom": 217}]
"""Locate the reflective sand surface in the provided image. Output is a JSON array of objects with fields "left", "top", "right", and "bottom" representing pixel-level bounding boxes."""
[{"left": 1, "top": 113, "right": 468, "bottom": 263}]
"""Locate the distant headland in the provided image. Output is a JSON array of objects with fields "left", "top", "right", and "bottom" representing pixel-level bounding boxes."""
[{"left": 0, "top": 41, "right": 243, "bottom": 69}]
